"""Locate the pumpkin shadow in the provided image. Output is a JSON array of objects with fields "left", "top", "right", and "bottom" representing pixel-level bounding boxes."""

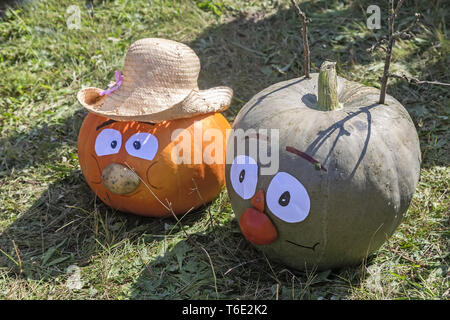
[
  {"left": 305, "top": 103, "right": 379, "bottom": 177},
  {"left": 129, "top": 223, "right": 372, "bottom": 299},
  {"left": 0, "top": 165, "right": 207, "bottom": 285}
]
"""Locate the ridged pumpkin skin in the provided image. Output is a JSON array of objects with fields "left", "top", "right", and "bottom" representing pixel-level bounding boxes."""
[
  {"left": 226, "top": 74, "right": 421, "bottom": 270},
  {"left": 78, "top": 112, "right": 230, "bottom": 217}
]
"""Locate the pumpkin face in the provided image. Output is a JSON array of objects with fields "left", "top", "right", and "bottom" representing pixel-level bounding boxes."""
[
  {"left": 226, "top": 73, "right": 421, "bottom": 270},
  {"left": 78, "top": 112, "right": 231, "bottom": 217}
]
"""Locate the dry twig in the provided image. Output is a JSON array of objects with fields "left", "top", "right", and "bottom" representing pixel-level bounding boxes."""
[
  {"left": 372, "top": 1, "right": 447, "bottom": 102},
  {"left": 379, "top": 0, "right": 403, "bottom": 104},
  {"left": 290, "top": 0, "right": 311, "bottom": 78},
  {"left": 389, "top": 73, "right": 450, "bottom": 87}
]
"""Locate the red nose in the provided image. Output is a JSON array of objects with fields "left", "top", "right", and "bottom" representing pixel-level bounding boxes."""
[{"left": 239, "top": 189, "right": 278, "bottom": 245}]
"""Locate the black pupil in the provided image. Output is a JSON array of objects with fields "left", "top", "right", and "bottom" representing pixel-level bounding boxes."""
[
  {"left": 278, "top": 191, "right": 290, "bottom": 207},
  {"left": 239, "top": 169, "right": 245, "bottom": 183},
  {"left": 110, "top": 140, "right": 117, "bottom": 149},
  {"left": 133, "top": 141, "right": 141, "bottom": 150}
]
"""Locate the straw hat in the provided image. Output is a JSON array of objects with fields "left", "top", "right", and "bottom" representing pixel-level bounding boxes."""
[{"left": 77, "top": 38, "right": 233, "bottom": 122}]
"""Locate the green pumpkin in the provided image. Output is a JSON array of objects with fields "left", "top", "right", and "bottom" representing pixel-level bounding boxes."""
[{"left": 225, "top": 62, "right": 421, "bottom": 271}]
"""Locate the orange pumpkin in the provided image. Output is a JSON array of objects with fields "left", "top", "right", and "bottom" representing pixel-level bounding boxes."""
[{"left": 78, "top": 112, "right": 231, "bottom": 217}]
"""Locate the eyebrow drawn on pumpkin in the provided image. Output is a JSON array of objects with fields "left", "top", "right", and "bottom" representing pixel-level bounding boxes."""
[
  {"left": 286, "top": 146, "right": 327, "bottom": 172},
  {"left": 96, "top": 120, "right": 156, "bottom": 131},
  {"left": 96, "top": 119, "right": 117, "bottom": 131}
]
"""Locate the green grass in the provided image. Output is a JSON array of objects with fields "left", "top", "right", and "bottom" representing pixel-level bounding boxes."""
[{"left": 0, "top": 0, "right": 448, "bottom": 299}]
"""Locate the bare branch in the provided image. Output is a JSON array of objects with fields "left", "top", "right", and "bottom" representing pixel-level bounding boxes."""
[
  {"left": 368, "top": 13, "right": 420, "bottom": 54},
  {"left": 378, "top": 0, "right": 420, "bottom": 104},
  {"left": 389, "top": 73, "right": 450, "bottom": 86},
  {"left": 290, "top": 0, "right": 311, "bottom": 78},
  {"left": 393, "top": 0, "right": 405, "bottom": 16},
  {"left": 393, "top": 13, "right": 421, "bottom": 39},
  {"left": 379, "top": 0, "right": 395, "bottom": 104}
]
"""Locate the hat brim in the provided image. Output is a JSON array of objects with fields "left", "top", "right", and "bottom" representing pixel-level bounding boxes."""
[{"left": 77, "top": 86, "right": 233, "bottom": 122}]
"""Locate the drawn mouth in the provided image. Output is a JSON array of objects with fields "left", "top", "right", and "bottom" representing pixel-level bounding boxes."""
[{"left": 285, "top": 240, "right": 320, "bottom": 251}]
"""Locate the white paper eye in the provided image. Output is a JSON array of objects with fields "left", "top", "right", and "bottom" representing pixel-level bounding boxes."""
[
  {"left": 125, "top": 133, "right": 158, "bottom": 161},
  {"left": 95, "top": 128, "right": 122, "bottom": 156},
  {"left": 266, "top": 172, "right": 310, "bottom": 223},
  {"left": 230, "top": 155, "right": 258, "bottom": 200}
]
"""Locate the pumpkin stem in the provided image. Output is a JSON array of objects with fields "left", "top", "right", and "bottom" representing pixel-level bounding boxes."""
[{"left": 317, "top": 61, "right": 341, "bottom": 111}]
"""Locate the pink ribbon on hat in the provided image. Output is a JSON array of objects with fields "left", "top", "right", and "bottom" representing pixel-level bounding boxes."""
[{"left": 99, "top": 71, "right": 124, "bottom": 96}]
